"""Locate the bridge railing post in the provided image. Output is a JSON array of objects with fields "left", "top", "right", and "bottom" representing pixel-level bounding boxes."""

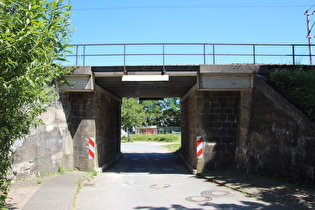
[
  {"left": 212, "top": 44, "right": 216, "bottom": 65},
  {"left": 253, "top": 44, "right": 256, "bottom": 64},
  {"left": 124, "top": 44, "right": 127, "bottom": 74},
  {"left": 203, "top": 44, "right": 206, "bottom": 64},
  {"left": 292, "top": 45, "right": 296, "bottom": 65},
  {"left": 83, "top": 45, "right": 86, "bottom": 66},
  {"left": 162, "top": 44, "right": 165, "bottom": 66},
  {"left": 75, "top": 45, "right": 79, "bottom": 66}
]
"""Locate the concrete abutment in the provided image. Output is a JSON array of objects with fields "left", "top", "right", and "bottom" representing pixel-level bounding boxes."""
[{"left": 59, "top": 85, "right": 121, "bottom": 172}]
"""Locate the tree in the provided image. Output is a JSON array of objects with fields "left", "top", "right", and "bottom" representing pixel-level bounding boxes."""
[
  {"left": 140, "top": 100, "right": 163, "bottom": 125},
  {"left": 141, "top": 98, "right": 181, "bottom": 127},
  {"left": 121, "top": 98, "right": 146, "bottom": 141},
  {"left": 159, "top": 98, "right": 181, "bottom": 127},
  {"left": 0, "top": 0, "right": 72, "bottom": 207}
]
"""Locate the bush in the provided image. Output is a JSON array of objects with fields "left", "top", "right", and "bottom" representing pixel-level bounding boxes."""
[{"left": 270, "top": 68, "right": 315, "bottom": 120}]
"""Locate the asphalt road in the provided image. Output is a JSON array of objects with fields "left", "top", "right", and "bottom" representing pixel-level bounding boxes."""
[{"left": 76, "top": 142, "right": 285, "bottom": 210}]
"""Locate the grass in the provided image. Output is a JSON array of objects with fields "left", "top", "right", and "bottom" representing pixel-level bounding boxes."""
[
  {"left": 161, "top": 143, "right": 181, "bottom": 153},
  {"left": 122, "top": 134, "right": 181, "bottom": 153},
  {"left": 72, "top": 170, "right": 98, "bottom": 209},
  {"left": 121, "top": 134, "right": 181, "bottom": 143}
]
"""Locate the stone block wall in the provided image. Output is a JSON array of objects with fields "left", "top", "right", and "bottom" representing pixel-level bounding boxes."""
[
  {"left": 236, "top": 76, "right": 315, "bottom": 184},
  {"left": 197, "top": 91, "right": 240, "bottom": 171},
  {"left": 181, "top": 88, "right": 240, "bottom": 172},
  {"left": 60, "top": 85, "right": 121, "bottom": 171},
  {"left": 181, "top": 88, "right": 198, "bottom": 170}
]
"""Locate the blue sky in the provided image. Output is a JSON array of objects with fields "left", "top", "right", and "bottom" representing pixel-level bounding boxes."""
[{"left": 70, "top": 0, "right": 315, "bottom": 44}]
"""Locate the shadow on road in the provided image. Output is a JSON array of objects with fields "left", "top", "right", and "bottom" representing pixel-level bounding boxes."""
[
  {"left": 202, "top": 170, "right": 315, "bottom": 209},
  {"left": 134, "top": 200, "right": 288, "bottom": 210}
]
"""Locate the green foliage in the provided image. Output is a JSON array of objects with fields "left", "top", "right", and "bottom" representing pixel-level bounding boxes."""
[
  {"left": 140, "top": 98, "right": 181, "bottom": 127},
  {"left": 121, "top": 98, "right": 146, "bottom": 130},
  {"left": 270, "top": 67, "right": 315, "bottom": 120},
  {"left": 0, "top": 0, "right": 72, "bottom": 207},
  {"left": 159, "top": 98, "right": 181, "bottom": 127},
  {"left": 121, "top": 98, "right": 181, "bottom": 135},
  {"left": 86, "top": 170, "right": 98, "bottom": 182},
  {"left": 121, "top": 134, "right": 181, "bottom": 142},
  {"left": 58, "top": 165, "right": 66, "bottom": 175},
  {"left": 141, "top": 100, "right": 163, "bottom": 125}
]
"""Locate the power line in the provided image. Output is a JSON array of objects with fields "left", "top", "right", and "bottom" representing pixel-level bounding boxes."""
[
  {"left": 73, "top": 4, "right": 313, "bottom": 11},
  {"left": 307, "top": 3, "right": 315, "bottom": 11}
]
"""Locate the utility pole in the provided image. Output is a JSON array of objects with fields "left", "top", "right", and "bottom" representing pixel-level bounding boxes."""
[{"left": 305, "top": 10, "right": 315, "bottom": 65}]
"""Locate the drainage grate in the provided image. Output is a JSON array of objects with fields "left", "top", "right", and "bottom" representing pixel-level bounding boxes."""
[
  {"left": 185, "top": 196, "right": 212, "bottom": 202},
  {"left": 201, "top": 189, "right": 233, "bottom": 198},
  {"left": 149, "top": 184, "right": 171, "bottom": 189}
]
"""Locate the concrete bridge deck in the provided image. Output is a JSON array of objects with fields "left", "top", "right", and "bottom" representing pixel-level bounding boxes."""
[{"left": 59, "top": 64, "right": 274, "bottom": 97}]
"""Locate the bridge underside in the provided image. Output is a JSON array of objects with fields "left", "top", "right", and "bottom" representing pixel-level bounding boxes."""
[{"left": 93, "top": 65, "right": 198, "bottom": 98}]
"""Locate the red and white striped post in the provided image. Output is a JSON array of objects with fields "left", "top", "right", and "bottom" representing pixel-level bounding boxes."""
[
  {"left": 88, "top": 137, "right": 95, "bottom": 159},
  {"left": 196, "top": 136, "right": 203, "bottom": 159}
]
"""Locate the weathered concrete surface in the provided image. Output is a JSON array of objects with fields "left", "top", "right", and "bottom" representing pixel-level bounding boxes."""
[
  {"left": 199, "top": 64, "right": 274, "bottom": 74},
  {"left": 12, "top": 95, "right": 74, "bottom": 179},
  {"left": 59, "top": 66, "right": 94, "bottom": 92},
  {"left": 236, "top": 75, "right": 315, "bottom": 184}
]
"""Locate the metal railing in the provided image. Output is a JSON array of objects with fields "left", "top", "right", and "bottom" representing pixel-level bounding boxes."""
[{"left": 65, "top": 43, "right": 315, "bottom": 66}]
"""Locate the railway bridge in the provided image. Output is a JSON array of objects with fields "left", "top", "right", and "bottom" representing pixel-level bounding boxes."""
[{"left": 12, "top": 43, "right": 315, "bottom": 184}]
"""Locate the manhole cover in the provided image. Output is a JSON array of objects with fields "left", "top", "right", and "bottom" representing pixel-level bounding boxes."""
[
  {"left": 185, "top": 196, "right": 212, "bottom": 202},
  {"left": 149, "top": 184, "right": 171, "bottom": 189},
  {"left": 201, "top": 189, "right": 233, "bottom": 198}
]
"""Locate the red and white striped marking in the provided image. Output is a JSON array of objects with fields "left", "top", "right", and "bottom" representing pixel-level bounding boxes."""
[
  {"left": 88, "top": 137, "right": 95, "bottom": 159},
  {"left": 196, "top": 136, "right": 203, "bottom": 159}
]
